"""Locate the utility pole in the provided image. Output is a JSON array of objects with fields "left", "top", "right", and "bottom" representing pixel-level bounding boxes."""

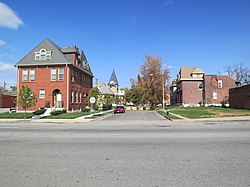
[{"left": 3, "top": 81, "right": 6, "bottom": 94}]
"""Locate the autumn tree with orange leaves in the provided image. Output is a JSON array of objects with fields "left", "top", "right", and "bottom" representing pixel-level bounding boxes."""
[{"left": 126, "top": 55, "right": 170, "bottom": 107}]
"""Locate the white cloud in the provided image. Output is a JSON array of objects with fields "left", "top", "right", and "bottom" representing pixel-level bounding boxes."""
[
  {"left": 168, "top": 65, "right": 176, "bottom": 69},
  {"left": 0, "top": 40, "right": 6, "bottom": 46},
  {"left": 0, "top": 61, "right": 15, "bottom": 71},
  {"left": 0, "top": 2, "right": 24, "bottom": 30},
  {"left": 164, "top": 0, "right": 173, "bottom": 6}
]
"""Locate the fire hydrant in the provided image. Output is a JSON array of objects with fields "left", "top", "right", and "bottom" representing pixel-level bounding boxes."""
[{"left": 166, "top": 109, "right": 169, "bottom": 115}]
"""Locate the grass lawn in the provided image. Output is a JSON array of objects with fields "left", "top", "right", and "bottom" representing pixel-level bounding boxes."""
[
  {"left": 166, "top": 106, "right": 250, "bottom": 119},
  {"left": 157, "top": 111, "right": 182, "bottom": 120},
  {"left": 0, "top": 112, "right": 34, "bottom": 119}
]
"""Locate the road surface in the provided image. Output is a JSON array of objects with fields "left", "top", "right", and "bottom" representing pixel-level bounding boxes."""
[{"left": 0, "top": 110, "right": 250, "bottom": 187}]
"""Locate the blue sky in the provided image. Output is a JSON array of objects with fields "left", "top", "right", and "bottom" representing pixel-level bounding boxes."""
[{"left": 0, "top": 0, "right": 250, "bottom": 88}]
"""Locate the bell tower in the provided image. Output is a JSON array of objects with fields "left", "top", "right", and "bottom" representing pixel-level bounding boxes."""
[{"left": 108, "top": 69, "right": 119, "bottom": 95}]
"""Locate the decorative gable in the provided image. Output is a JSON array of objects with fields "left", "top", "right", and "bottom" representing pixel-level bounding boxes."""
[{"left": 35, "top": 48, "right": 52, "bottom": 61}]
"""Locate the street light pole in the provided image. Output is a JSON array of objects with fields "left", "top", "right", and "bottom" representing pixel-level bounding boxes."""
[{"left": 162, "top": 75, "right": 165, "bottom": 110}]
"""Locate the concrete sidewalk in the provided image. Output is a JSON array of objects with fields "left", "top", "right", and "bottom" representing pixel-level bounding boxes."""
[{"left": 170, "top": 112, "right": 250, "bottom": 122}]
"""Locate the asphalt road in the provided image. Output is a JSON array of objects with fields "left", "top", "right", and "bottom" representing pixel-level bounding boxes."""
[{"left": 0, "top": 110, "right": 250, "bottom": 187}]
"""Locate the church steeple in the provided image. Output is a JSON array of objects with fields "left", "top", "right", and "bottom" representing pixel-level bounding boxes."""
[{"left": 108, "top": 69, "right": 119, "bottom": 94}]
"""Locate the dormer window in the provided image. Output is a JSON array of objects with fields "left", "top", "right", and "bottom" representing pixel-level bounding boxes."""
[{"left": 35, "top": 48, "right": 51, "bottom": 60}]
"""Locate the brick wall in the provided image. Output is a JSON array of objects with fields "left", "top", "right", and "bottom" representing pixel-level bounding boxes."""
[
  {"left": 204, "top": 75, "right": 235, "bottom": 105},
  {"left": 0, "top": 95, "right": 16, "bottom": 108},
  {"left": 17, "top": 65, "right": 92, "bottom": 112},
  {"left": 229, "top": 84, "right": 250, "bottom": 109},
  {"left": 177, "top": 81, "right": 203, "bottom": 105}
]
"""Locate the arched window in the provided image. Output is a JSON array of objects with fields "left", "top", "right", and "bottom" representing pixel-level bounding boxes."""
[
  {"left": 35, "top": 48, "right": 52, "bottom": 60},
  {"left": 76, "top": 92, "right": 78, "bottom": 103},
  {"left": 79, "top": 92, "right": 82, "bottom": 103},
  {"left": 71, "top": 91, "right": 74, "bottom": 103}
]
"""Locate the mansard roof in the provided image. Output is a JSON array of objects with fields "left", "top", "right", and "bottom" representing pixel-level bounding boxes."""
[
  {"left": 108, "top": 69, "right": 119, "bottom": 86},
  {"left": 15, "top": 38, "right": 93, "bottom": 76}
]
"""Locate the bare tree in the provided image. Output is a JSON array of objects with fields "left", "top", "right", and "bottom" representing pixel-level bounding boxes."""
[{"left": 224, "top": 63, "right": 250, "bottom": 85}]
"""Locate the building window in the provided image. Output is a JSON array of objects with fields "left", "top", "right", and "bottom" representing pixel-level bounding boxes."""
[
  {"left": 35, "top": 48, "right": 52, "bottom": 60},
  {"left": 213, "top": 92, "right": 217, "bottom": 100},
  {"left": 75, "top": 92, "right": 78, "bottom": 103},
  {"left": 39, "top": 89, "right": 45, "bottom": 99},
  {"left": 82, "top": 75, "right": 84, "bottom": 85},
  {"left": 22, "top": 69, "right": 28, "bottom": 82},
  {"left": 71, "top": 70, "right": 75, "bottom": 82},
  {"left": 71, "top": 91, "right": 74, "bottom": 103},
  {"left": 29, "top": 69, "right": 35, "bottom": 81},
  {"left": 79, "top": 92, "right": 82, "bottom": 103},
  {"left": 51, "top": 68, "right": 56, "bottom": 81},
  {"left": 58, "top": 68, "right": 64, "bottom": 80},
  {"left": 218, "top": 80, "right": 222, "bottom": 88},
  {"left": 198, "top": 82, "right": 203, "bottom": 90}
]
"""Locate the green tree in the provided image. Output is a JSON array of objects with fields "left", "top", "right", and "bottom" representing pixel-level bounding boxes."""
[
  {"left": 87, "top": 87, "right": 101, "bottom": 110},
  {"left": 103, "top": 94, "right": 113, "bottom": 105},
  {"left": 17, "top": 85, "right": 37, "bottom": 120},
  {"left": 125, "top": 86, "right": 143, "bottom": 106},
  {"left": 114, "top": 95, "right": 120, "bottom": 105}
]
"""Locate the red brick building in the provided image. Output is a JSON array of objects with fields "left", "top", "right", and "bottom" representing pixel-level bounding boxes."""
[
  {"left": 204, "top": 75, "right": 235, "bottom": 106},
  {"left": 172, "top": 67, "right": 236, "bottom": 106},
  {"left": 229, "top": 84, "right": 250, "bottom": 109},
  {"left": 175, "top": 67, "right": 205, "bottom": 106},
  {"left": 15, "top": 38, "right": 93, "bottom": 112}
]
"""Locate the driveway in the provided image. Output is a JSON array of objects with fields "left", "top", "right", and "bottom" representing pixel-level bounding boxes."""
[{"left": 103, "top": 110, "right": 166, "bottom": 121}]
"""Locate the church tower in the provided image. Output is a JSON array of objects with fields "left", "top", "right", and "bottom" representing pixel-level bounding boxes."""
[{"left": 108, "top": 69, "right": 119, "bottom": 95}]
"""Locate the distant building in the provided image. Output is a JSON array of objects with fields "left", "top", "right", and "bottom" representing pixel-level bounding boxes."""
[
  {"left": 97, "top": 69, "right": 125, "bottom": 105},
  {"left": 108, "top": 69, "right": 119, "bottom": 95},
  {"left": 97, "top": 81, "right": 114, "bottom": 96},
  {"left": 15, "top": 38, "right": 93, "bottom": 112},
  {"left": 175, "top": 67, "right": 205, "bottom": 106},
  {"left": 229, "top": 84, "right": 250, "bottom": 109},
  {"left": 171, "top": 67, "right": 236, "bottom": 106}
]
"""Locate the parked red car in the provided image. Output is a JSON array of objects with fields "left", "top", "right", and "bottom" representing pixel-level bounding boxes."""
[{"left": 114, "top": 105, "right": 125, "bottom": 114}]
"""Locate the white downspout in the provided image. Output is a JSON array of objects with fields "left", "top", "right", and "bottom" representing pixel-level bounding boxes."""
[
  {"left": 16, "top": 67, "right": 19, "bottom": 111},
  {"left": 66, "top": 65, "right": 69, "bottom": 111}
]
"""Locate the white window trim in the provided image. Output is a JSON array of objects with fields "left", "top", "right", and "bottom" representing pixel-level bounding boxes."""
[
  {"left": 198, "top": 82, "right": 203, "bottom": 90},
  {"left": 218, "top": 80, "right": 223, "bottom": 88},
  {"left": 58, "top": 68, "right": 64, "bottom": 81},
  {"left": 35, "top": 48, "right": 52, "bottom": 61},
  {"left": 51, "top": 68, "right": 56, "bottom": 81},
  {"left": 75, "top": 92, "right": 78, "bottom": 103},
  {"left": 213, "top": 92, "right": 217, "bottom": 100},
  {"left": 29, "top": 69, "right": 35, "bottom": 81},
  {"left": 39, "top": 89, "right": 45, "bottom": 99},
  {"left": 71, "top": 91, "right": 74, "bottom": 103},
  {"left": 22, "top": 69, "right": 28, "bottom": 82}
]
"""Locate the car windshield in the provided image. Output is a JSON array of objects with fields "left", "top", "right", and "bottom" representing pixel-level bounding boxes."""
[{"left": 116, "top": 106, "right": 124, "bottom": 109}]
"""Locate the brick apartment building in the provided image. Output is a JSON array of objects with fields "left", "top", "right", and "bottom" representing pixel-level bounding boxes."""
[
  {"left": 171, "top": 67, "right": 236, "bottom": 106},
  {"left": 15, "top": 38, "right": 93, "bottom": 112},
  {"left": 173, "top": 67, "right": 205, "bottom": 106}
]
